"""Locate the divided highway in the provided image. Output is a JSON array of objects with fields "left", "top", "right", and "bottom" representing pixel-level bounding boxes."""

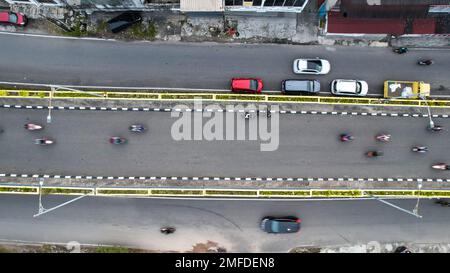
[
  {"left": 1, "top": 108, "right": 449, "bottom": 178},
  {"left": 1, "top": 195, "right": 450, "bottom": 252},
  {"left": 0, "top": 33, "right": 450, "bottom": 95}
]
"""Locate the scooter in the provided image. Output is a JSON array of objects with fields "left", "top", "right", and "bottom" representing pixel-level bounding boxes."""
[
  {"left": 340, "top": 134, "right": 354, "bottom": 142},
  {"left": 160, "top": 227, "right": 176, "bottom": 234},
  {"left": 25, "top": 123, "right": 43, "bottom": 131},
  {"left": 436, "top": 199, "right": 450, "bottom": 207},
  {"left": 427, "top": 124, "right": 443, "bottom": 132},
  {"left": 129, "top": 124, "right": 146, "bottom": 133},
  {"left": 412, "top": 146, "right": 428, "bottom": 153},
  {"left": 393, "top": 47, "right": 408, "bottom": 54},
  {"left": 376, "top": 134, "right": 391, "bottom": 142},
  {"left": 34, "top": 138, "right": 54, "bottom": 145},
  {"left": 366, "top": 151, "right": 383, "bottom": 158},
  {"left": 418, "top": 59, "right": 433, "bottom": 66},
  {"left": 109, "top": 137, "right": 127, "bottom": 145},
  {"left": 432, "top": 163, "right": 450, "bottom": 170}
]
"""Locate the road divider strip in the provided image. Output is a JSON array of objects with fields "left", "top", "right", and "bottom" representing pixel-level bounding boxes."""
[
  {"left": 1, "top": 173, "right": 449, "bottom": 183},
  {"left": 1, "top": 104, "right": 450, "bottom": 119},
  {"left": 1, "top": 185, "right": 450, "bottom": 199},
  {"left": 1, "top": 89, "right": 450, "bottom": 108}
]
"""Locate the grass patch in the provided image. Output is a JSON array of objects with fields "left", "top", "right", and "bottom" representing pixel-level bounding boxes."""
[
  {"left": 107, "top": 93, "right": 159, "bottom": 99},
  {"left": 205, "top": 190, "right": 258, "bottom": 196},
  {"left": 95, "top": 246, "right": 129, "bottom": 253},
  {"left": 259, "top": 190, "right": 311, "bottom": 196},
  {"left": 312, "top": 190, "right": 362, "bottom": 197},
  {"left": 268, "top": 96, "right": 318, "bottom": 103},
  {"left": 364, "top": 190, "right": 415, "bottom": 196},
  {"left": 0, "top": 187, "right": 37, "bottom": 193},
  {"left": 151, "top": 189, "right": 203, "bottom": 195},
  {"left": 41, "top": 188, "right": 92, "bottom": 195},
  {"left": 97, "top": 189, "right": 148, "bottom": 195},
  {"left": 53, "top": 92, "right": 101, "bottom": 98},
  {"left": 216, "top": 95, "right": 266, "bottom": 101},
  {"left": 418, "top": 191, "right": 450, "bottom": 197},
  {"left": 161, "top": 94, "right": 214, "bottom": 100},
  {"left": 130, "top": 21, "right": 157, "bottom": 40}
]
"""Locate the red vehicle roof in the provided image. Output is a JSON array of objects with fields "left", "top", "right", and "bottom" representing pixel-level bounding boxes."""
[
  {"left": 231, "top": 78, "right": 263, "bottom": 93},
  {"left": 0, "top": 11, "right": 25, "bottom": 26}
]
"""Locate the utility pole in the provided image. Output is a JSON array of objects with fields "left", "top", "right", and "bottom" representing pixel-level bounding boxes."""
[{"left": 34, "top": 179, "right": 90, "bottom": 218}]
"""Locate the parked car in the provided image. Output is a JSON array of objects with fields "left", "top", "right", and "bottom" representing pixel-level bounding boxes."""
[
  {"left": 330, "top": 79, "right": 368, "bottom": 96},
  {"left": 231, "top": 78, "right": 263, "bottom": 93},
  {"left": 0, "top": 11, "right": 27, "bottom": 26},
  {"left": 293, "top": 58, "right": 330, "bottom": 75},
  {"left": 282, "top": 79, "right": 320, "bottom": 95},
  {"left": 260, "top": 216, "right": 301, "bottom": 234}
]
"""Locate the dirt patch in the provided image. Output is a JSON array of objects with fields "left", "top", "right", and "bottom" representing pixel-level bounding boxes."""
[{"left": 190, "top": 241, "right": 227, "bottom": 253}]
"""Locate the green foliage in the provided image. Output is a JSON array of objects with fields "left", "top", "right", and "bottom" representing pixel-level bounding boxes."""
[
  {"left": 95, "top": 246, "right": 129, "bottom": 253},
  {"left": 205, "top": 190, "right": 258, "bottom": 196},
  {"left": 97, "top": 189, "right": 148, "bottom": 195},
  {"left": 0, "top": 187, "right": 37, "bottom": 193}
]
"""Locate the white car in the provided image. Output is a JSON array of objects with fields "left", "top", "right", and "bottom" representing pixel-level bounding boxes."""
[
  {"left": 330, "top": 79, "right": 369, "bottom": 96},
  {"left": 293, "top": 58, "right": 331, "bottom": 75}
]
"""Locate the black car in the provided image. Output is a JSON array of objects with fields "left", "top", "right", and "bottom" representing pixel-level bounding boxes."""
[
  {"left": 282, "top": 79, "right": 320, "bottom": 95},
  {"left": 260, "top": 216, "right": 301, "bottom": 234}
]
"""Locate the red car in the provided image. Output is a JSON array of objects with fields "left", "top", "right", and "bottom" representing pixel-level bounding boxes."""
[
  {"left": 231, "top": 78, "right": 263, "bottom": 93},
  {"left": 0, "top": 11, "right": 27, "bottom": 26}
]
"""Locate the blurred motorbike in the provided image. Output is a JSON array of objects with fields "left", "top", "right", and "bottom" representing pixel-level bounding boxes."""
[
  {"left": 25, "top": 123, "right": 43, "bottom": 131},
  {"left": 129, "top": 124, "right": 146, "bottom": 133},
  {"left": 34, "top": 138, "right": 54, "bottom": 145},
  {"left": 109, "top": 137, "right": 127, "bottom": 145}
]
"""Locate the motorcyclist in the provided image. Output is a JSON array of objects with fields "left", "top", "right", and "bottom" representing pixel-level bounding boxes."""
[
  {"left": 366, "top": 151, "right": 383, "bottom": 157},
  {"left": 340, "top": 134, "right": 354, "bottom": 142},
  {"left": 110, "top": 137, "right": 126, "bottom": 144},
  {"left": 160, "top": 227, "right": 176, "bottom": 234},
  {"left": 412, "top": 146, "right": 428, "bottom": 153},
  {"left": 418, "top": 59, "right": 433, "bottom": 65},
  {"left": 244, "top": 112, "right": 251, "bottom": 119},
  {"left": 376, "top": 134, "right": 391, "bottom": 142},
  {"left": 427, "top": 124, "right": 443, "bottom": 132},
  {"left": 25, "top": 123, "right": 43, "bottom": 131},
  {"left": 34, "top": 138, "right": 53, "bottom": 145},
  {"left": 129, "top": 124, "right": 145, "bottom": 132},
  {"left": 432, "top": 163, "right": 450, "bottom": 170},
  {"left": 394, "top": 47, "right": 408, "bottom": 54},
  {"left": 436, "top": 199, "right": 450, "bottom": 207}
]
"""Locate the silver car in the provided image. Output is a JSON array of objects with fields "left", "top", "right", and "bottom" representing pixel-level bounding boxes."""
[
  {"left": 293, "top": 58, "right": 331, "bottom": 75},
  {"left": 330, "top": 79, "right": 369, "bottom": 96}
]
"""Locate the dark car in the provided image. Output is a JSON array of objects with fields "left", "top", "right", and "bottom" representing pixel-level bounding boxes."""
[
  {"left": 0, "top": 11, "right": 27, "bottom": 26},
  {"left": 260, "top": 216, "right": 301, "bottom": 234},
  {"left": 107, "top": 11, "right": 142, "bottom": 33},
  {"left": 282, "top": 79, "right": 320, "bottom": 95}
]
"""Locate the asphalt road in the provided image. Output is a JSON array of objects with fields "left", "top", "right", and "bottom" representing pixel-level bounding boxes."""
[
  {"left": 1, "top": 108, "right": 449, "bottom": 178},
  {"left": 0, "top": 194, "right": 449, "bottom": 252},
  {"left": 0, "top": 33, "right": 449, "bottom": 95}
]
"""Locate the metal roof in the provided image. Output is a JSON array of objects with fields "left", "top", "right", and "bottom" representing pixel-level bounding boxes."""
[{"left": 181, "top": 0, "right": 224, "bottom": 11}]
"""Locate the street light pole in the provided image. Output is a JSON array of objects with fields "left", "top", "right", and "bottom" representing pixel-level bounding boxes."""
[
  {"left": 47, "top": 87, "right": 54, "bottom": 124},
  {"left": 34, "top": 179, "right": 89, "bottom": 218},
  {"left": 413, "top": 181, "right": 423, "bottom": 217},
  {"left": 363, "top": 192, "right": 423, "bottom": 219}
]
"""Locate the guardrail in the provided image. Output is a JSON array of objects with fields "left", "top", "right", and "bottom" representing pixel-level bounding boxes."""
[
  {"left": 2, "top": 89, "right": 450, "bottom": 108},
  {"left": 1, "top": 185, "right": 450, "bottom": 198}
]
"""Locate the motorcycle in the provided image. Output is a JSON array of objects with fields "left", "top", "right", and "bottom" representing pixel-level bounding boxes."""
[
  {"left": 376, "top": 134, "right": 391, "bottom": 142},
  {"left": 393, "top": 47, "right": 408, "bottom": 54},
  {"left": 412, "top": 146, "right": 428, "bottom": 153},
  {"left": 160, "top": 226, "right": 176, "bottom": 235},
  {"left": 109, "top": 137, "right": 127, "bottom": 145},
  {"left": 243, "top": 112, "right": 254, "bottom": 119},
  {"left": 366, "top": 151, "right": 383, "bottom": 158},
  {"left": 34, "top": 138, "right": 54, "bottom": 145},
  {"left": 418, "top": 59, "right": 433, "bottom": 66},
  {"left": 427, "top": 124, "right": 443, "bottom": 132},
  {"left": 129, "top": 124, "right": 146, "bottom": 133},
  {"left": 436, "top": 199, "right": 450, "bottom": 207},
  {"left": 432, "top": 163, "right": 450, "bottom": 170},
  {"left": 25, "top": 123, "right": 43, "bottom": 131},
  {"left": 340, "top": 134, "right": 354, "bottom": 142}
]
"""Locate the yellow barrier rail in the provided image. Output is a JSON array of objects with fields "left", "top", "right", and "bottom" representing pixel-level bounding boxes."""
[
  {"left": 2, "top": 89, "right": 450, "bottom": 108},
  {"left": 1, "top": 185, "right": 450, "bottom": 198}
]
